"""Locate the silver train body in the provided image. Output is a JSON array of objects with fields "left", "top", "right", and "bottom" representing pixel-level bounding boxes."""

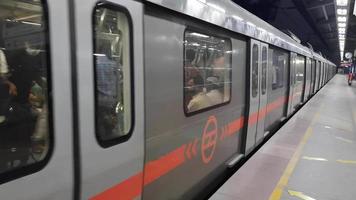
[{"left": 0, "top": 0, "right": 336, "bottom": 199}]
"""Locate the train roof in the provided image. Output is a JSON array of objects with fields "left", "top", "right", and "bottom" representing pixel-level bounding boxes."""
[{"left": 145, "top": 0, "right": 335, "bottom": 66}]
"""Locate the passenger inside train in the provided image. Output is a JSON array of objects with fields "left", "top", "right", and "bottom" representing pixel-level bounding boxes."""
[
  {"left": 93, "top": 7, "right": 132, "bottom": 142},
  {"left": 184, "top": 31, "right": 232, "bottom": 113},
  {"left": 0, "top": 3, "right": 49, "bottom": 173}
]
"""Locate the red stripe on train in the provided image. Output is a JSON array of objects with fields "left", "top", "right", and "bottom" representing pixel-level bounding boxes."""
[{"left": 90, "top": 95, "right": 289, "bottom": 200}]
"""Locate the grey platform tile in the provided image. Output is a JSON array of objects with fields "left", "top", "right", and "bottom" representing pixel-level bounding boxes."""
[
  {"left": 209, "top": 192, "right": 240, "bottom": 200},
  {"left": 286, "top": 160, "right": 356, "bottom": 200},
  {"left": 217, "top": 153, "right": 289, "bottom": 200}
]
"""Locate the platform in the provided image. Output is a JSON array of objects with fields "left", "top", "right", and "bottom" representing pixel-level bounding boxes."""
[{"left": 210, "top": 74, "right": 356, "bottom": 200}]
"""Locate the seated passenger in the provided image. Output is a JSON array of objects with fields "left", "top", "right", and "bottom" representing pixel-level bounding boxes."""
[
  {"left": 206, "top": 76, "right": 223, "bottom": 105},
  {"left": 187, "top": 76, "right": 212, "bottom": 112}
]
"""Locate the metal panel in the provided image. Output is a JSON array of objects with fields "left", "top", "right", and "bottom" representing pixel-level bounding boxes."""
[
  {"left": 0, "top": 0, "right": 73, "bottom": 199},
  {"left": 143, "top": 11, "right": 246, "bottom": 199},
  {"left": 144, "top": 0, "right": 314, "bottom": 58},
  {"left": 73, "top": 0, "right": 145, "bottom": 199}
]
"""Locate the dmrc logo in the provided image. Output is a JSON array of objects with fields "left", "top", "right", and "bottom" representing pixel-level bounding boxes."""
[{"left": 201, "top": 116, "right": 218, "bottom": 164}]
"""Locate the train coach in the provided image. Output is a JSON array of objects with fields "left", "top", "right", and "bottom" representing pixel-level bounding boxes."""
[{"left": 0, "top": 0, "right": 336, "bottom": 199}]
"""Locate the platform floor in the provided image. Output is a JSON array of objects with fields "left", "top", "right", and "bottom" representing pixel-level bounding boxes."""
[{"left": 210, "top": 74, "right": 356, "bottom": 200}]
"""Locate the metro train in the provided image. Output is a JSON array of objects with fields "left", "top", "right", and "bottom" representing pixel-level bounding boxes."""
[{"left": 0, "top": 0, "right": 336, "bottom": 199}]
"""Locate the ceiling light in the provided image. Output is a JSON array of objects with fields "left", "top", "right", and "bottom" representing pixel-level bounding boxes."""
[
  {"left": 336, "top": 0, "right": 348, "bottom": 6},
  {"left": 337, "top": 16, "right": 347, "bottom": 22},
  {"left": 341, "top": 51, "right": 344, "bottom": 59},
  {"left": 338, "top": 23, "right": 346, "bottom": 27},
  {"left": 337, "top": 8, "right": 348, "bottom": 15},
  {"left": 339, "top": 28, "right": 346, "bottom": 34}
]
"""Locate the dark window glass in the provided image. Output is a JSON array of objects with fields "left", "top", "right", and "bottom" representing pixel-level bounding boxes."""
[
  {"left": 0, "top": 0, "right": 51, "bottom": 173},
  {"left": 184, "top": 30, "right": 232, "bottom": 114},
  {"left": 252, "top": 44, "right": 258, "bottom": 98},
  {"left": 261, "top": 46, "right": 267, "bottom": 95},
  {"left": 93, "top": 6, "right": 132, "bottom": 142},
  {"left": 270, "top": 48, "right": 288, "bottom": 90}
]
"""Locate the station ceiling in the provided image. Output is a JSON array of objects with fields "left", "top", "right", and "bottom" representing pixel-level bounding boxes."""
[{"left": 233, "top": 0, "right": 356, "bottom": 64}]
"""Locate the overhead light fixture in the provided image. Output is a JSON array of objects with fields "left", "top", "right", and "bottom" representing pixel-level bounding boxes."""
[
  {"left": 339, "top": 27, "right": 346, "bottom": 33},
  {"left": 341, "top": 51, "right": 344, "bottom": 59},
  {"left": 337, "top": 8, "right": 348, "bottom": 15},
  {"left": 336, "top": 0, "right": 348, "bottom": 6},
  {"left": 337, "top": 16, "right": 347, "bottom": 22},
  {"left": 338, "top": 22, "right": 346, "bottom": 27}
]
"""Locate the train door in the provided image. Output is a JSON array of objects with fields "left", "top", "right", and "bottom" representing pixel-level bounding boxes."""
[
  {"left": 72, "top": 0, "right": 145, "bottom": 199},
  {"left": 256, "top": 44, "right": 269, "bottom": 144},
  {"left": 303, "top": 58, "right": 311, "bottom": 102},
  {"left": 245, "top": 39, "right": 268, "bottom": 153},
  {"left": 319, "top": 62, "right": 324, "bottom": 89},
  {"left": 287, "top": 53, "right": 296, "bottom": 116},
  {"left": 0, "top": 0, "right": 74, "bottom": 199},
  {"left": 310, "top": 60, "right": 315, "bottom": 95},
  {"left": 314, "top": 61, "right": 320, "bottom": 92}
]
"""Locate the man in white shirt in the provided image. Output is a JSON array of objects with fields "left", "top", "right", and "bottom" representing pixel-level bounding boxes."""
[{"left": 0, "top": 49, "right": 17, "bottom": 123}]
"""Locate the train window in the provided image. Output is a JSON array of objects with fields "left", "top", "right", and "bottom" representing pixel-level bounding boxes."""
[
  {"left": 0, "top": 0, "right": 52, "bottom": 176},
  {"left": 261, "top": 46, "right": 267, "bottom": 95},
  {"left": 270, "top": 48, "right": 288, "bottom": 90},
  {"left": 251, "top": 44, "right": 258, "bottom": 97},
  {"left": 93, "top": 5, "right": 133, "bottom": 144},
  {"left": 184, "top": 30, "right": 232, "bottom": 114}
]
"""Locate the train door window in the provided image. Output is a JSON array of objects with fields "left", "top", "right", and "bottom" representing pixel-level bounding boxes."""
[
  {"left": 296, "top": 56, "right": 305, "bottom": 83},
  {"left": 261, "top": 46, "right": 267, "bottom": 95},
  {"left": 251, "top": 44, "right": 258, "bottom": 97},
  {"left": 0, "top": 0, "right": 52, "bottom": 175},
  {"left": 184, "top": 30, "right": 232, "bottom": 114},
  {"left": 270, "top": 47, "right": 287, "bottom": 90},
  {"left": 93, "top": 5, "right": 133, "bottom": 144}
]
